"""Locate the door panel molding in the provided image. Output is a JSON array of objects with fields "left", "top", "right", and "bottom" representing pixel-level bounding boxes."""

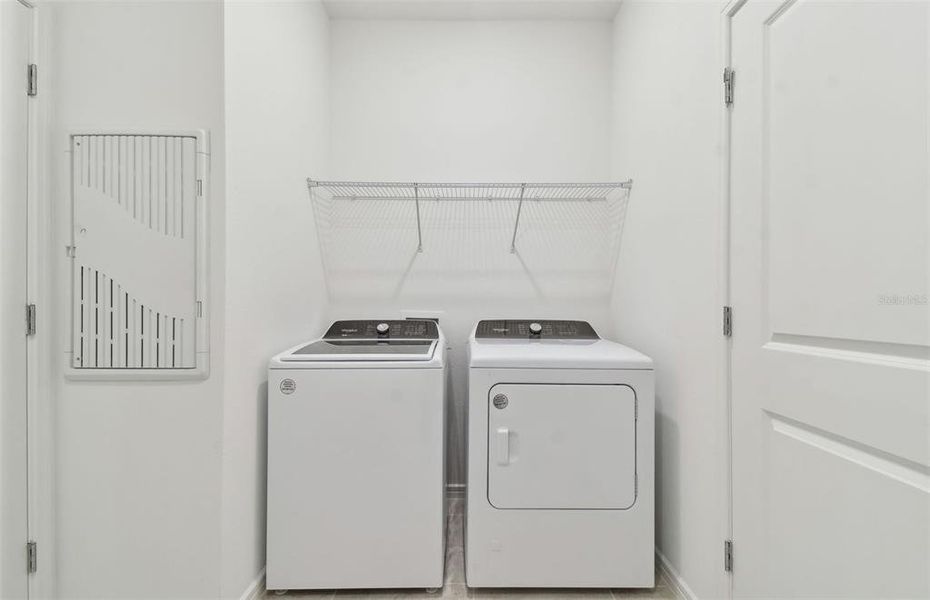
[{"left": 769, "top": 413, "right": 930, "bottom": 493}]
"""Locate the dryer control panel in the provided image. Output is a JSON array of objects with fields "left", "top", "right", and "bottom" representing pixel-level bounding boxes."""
[
  {"left": 323, "top": 319, "right": 439, "bottom": 340},
  {"left": 475, "top": 320, "right": 599, "bottom": 340}
]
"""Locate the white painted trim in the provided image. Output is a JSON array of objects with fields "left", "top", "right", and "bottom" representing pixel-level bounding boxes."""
[
  {"left": 238, "top": 568, "right": 266, "bottom": 600},
  {"left": 26, "top": 2, "right": 56, "bottom": 597},
  {"left": 720, "top": 3, "right": 748, "bottom": 599},
  {"left": 719, "top": 2, "right": 737, "bottom": 600},
  {"left": 656, "top": 549, "right": 696, "bottom": 600}
]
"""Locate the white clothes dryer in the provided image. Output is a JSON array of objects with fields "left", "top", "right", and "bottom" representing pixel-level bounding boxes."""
[{"left": 465, "top": 319, "right": 654, "bottom": 588}]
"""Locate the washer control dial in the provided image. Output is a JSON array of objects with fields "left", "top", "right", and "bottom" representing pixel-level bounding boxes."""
[
  {"left": 376, "top": 323, "right": 390, "bottom": 335},
  {"left": 529, "top": 322, "right": 543, "bottom": 335}
]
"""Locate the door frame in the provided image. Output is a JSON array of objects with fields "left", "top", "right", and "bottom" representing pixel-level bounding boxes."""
[
  {"left": 22, "top": 0, "right": 54, "bottom": 598},
  {"left": 719, "top": 1, "right": 749, "bottom": 598}
]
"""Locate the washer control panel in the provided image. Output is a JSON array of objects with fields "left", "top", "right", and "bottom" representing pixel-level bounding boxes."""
[
  {"left": 324, "top": 320, "right": 439, "bottom": 340},
  {"left": 475, "top": 320, "right": 599, "bottom": 340}
]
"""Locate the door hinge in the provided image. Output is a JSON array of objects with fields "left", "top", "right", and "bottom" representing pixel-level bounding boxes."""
[
  {"left": 27, "top": 64, "right": 37, "bottom": 97},
  {"left": 723, "top": 305, "right": 733, "bottom": 338},
  {"left": 723, "top": 67, "right": 734, "bottom": 107},
  {"left": 724, "top": 539, "right": 733, "bottom": 572},
  {"left": 26, "top": 541, "right": 37, "bottom": 574},
  {"left": 196, "top": 179, "right": 203, "bottom": 197},
  {"left": 65, "top": 245, "right": 77, "bottom": 258},
  {"left": 26, "top": 304, "right": 36, "bottom": 336}
]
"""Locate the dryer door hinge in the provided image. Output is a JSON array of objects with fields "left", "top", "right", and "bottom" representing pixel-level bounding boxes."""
[
  {"left": 723, "top": 306, "right": 733, "bottom": 338},
  {"left": 724, "top": 539, "right": 733, "bottom": 572},
  {"left": 26, "top": 541, "right": 37, "bottom": 574},
  {"left": 723, "top": 67, "right": 734, "bottom": 107},
  {"left": 27, "top": 64, "right": 37, "bottom": 97},
  {"left": 26, "top": 304, "right": 36, "bottom": 337}
]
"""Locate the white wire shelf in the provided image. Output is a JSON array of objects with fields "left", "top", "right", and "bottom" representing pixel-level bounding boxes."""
[
  {"left": 307, "top": 179, "right": 632, "bottom": 202},
  {"left": 306, "top": 179, "right": 634, "bottom": 253}
]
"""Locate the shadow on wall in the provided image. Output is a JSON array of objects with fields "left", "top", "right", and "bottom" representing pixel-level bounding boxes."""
[
  {"left": 310, "top": 194, "right": 631, "bottom": 303},
  {"left": 257, "top": 379, "right": 269, "bottom": 550},
  {"left": 655, "top": 406, "right": 680, "bottom": 564}
]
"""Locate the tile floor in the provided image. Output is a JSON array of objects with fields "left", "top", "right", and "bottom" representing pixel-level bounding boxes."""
[{"left": 265, "top": 497, "right": 678, "bottom": 600}]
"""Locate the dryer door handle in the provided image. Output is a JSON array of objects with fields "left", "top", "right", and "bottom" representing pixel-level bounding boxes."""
[{"left": 496, "top": 427, "right": 511, "bottom": 465}]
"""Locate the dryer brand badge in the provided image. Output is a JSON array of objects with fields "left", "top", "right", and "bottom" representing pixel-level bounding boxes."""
[
  {"left": 493, "top": 393, "right": 509, "bottom": 409},
  {"left": 280, "top": 379, "right": 296, "bottom": 395}
]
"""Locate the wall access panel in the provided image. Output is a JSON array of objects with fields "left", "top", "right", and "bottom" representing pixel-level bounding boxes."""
[{"left": 67, "top": 131, "right": 209, "bottom": 379}]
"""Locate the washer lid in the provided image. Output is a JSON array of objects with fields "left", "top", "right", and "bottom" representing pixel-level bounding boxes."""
[
  {"left": 279, "top": 319, "right": 440, "bottom": 362},
  {"left": 282, "top": 339, "right": 437, "bottom": 362}
]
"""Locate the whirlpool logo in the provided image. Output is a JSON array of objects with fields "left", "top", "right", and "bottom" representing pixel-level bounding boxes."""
[{"left": 280, "top": 379, "right": 296, "bottom": 395}]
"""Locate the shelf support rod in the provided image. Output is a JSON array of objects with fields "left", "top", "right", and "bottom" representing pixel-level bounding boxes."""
[
  {"left": 414, "top": 182, "right": 423, "bottom": 253},
  {"left": 510, "top": 183, "right": 527, "bottom": 254}
]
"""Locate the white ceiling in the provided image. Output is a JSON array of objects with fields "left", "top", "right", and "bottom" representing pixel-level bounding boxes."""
[{"left": 322, "top": 0, "right": 624, "bottom": 21}]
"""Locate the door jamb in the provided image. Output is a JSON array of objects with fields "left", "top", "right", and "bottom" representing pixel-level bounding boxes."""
[
  {"left": 720, "top": 1, "right": 748, "bottom": 597},
  {"left": 25, "top": 1, "right": 54, "bottom": 598}
]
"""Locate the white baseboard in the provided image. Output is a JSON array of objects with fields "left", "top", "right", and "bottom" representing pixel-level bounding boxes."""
[
  {"left": 239, "top": 567, "right": 266, "bottom": 600},
  {"left": 656, "top": 549, "right": 697, "bottom": 600}
]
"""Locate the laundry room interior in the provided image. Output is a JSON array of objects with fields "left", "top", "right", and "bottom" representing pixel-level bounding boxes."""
[{"left": 0, "top": 1, "right": 926, "bottom": 600}]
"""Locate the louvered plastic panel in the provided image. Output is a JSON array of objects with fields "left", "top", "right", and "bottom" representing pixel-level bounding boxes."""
[{"left": 68, "top": 132, "right": 208, "bottom": 378}]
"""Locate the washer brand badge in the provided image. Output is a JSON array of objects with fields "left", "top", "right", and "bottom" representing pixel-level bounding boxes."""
[
  {"left": 493, "top": 393, "right": 509, "bottom": 409},
  {"left": 280, "top": 379, "right": 296, "bottom": 395}
]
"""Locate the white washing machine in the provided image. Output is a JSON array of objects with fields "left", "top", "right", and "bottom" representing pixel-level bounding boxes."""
[
  {"left": 465, "top": 319, "right": 654, "bottom": 588},
  {"left": 266, "top": 320, "right": 446, "bottom": 592}
]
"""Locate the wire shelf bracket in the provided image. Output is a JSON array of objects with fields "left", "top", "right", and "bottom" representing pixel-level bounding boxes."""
[
  {"left": 414, "top": 182, "right": 423, "bottom": 253},
  {"left": 307, "top": 178, "right": 633, "bottom": 253},
  {"left": 510, "top": 183, "right": 527, "bottom": 253}
]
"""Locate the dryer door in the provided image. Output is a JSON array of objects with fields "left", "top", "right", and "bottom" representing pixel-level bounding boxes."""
[{"left": 487, "top": 383, "right": 636, "bottom": 510}]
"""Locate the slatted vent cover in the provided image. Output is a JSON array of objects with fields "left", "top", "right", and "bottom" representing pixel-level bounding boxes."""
[{"left": 69, "top": 132, "right": 207, "bottom": 376}]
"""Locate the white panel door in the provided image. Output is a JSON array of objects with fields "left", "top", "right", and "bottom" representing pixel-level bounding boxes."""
[
  {"left": 730, "top": 1, "right": 929, "bottom": 597},
  {"left": 487, "top": 383, "right": 636, "bottom": 509},
  {"left": 0, "top": 1, "right": 31, "bottom": 598}
]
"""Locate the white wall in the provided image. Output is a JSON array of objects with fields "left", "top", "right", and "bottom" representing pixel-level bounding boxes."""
[
  {"left": 43, "top": 2, "right": 226, "bottom": 597},
  {"left": 222, "top": 1, "right": 330, "bottom": 596},
  {"left": 327, "top": 18, "right": 615, "bottom": 484},
  {"left": 609, "top": 2, "right": 726, "bottom": 599},
  {"left": 330, "top": 19, "right": 611, "bottom": 182}
]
